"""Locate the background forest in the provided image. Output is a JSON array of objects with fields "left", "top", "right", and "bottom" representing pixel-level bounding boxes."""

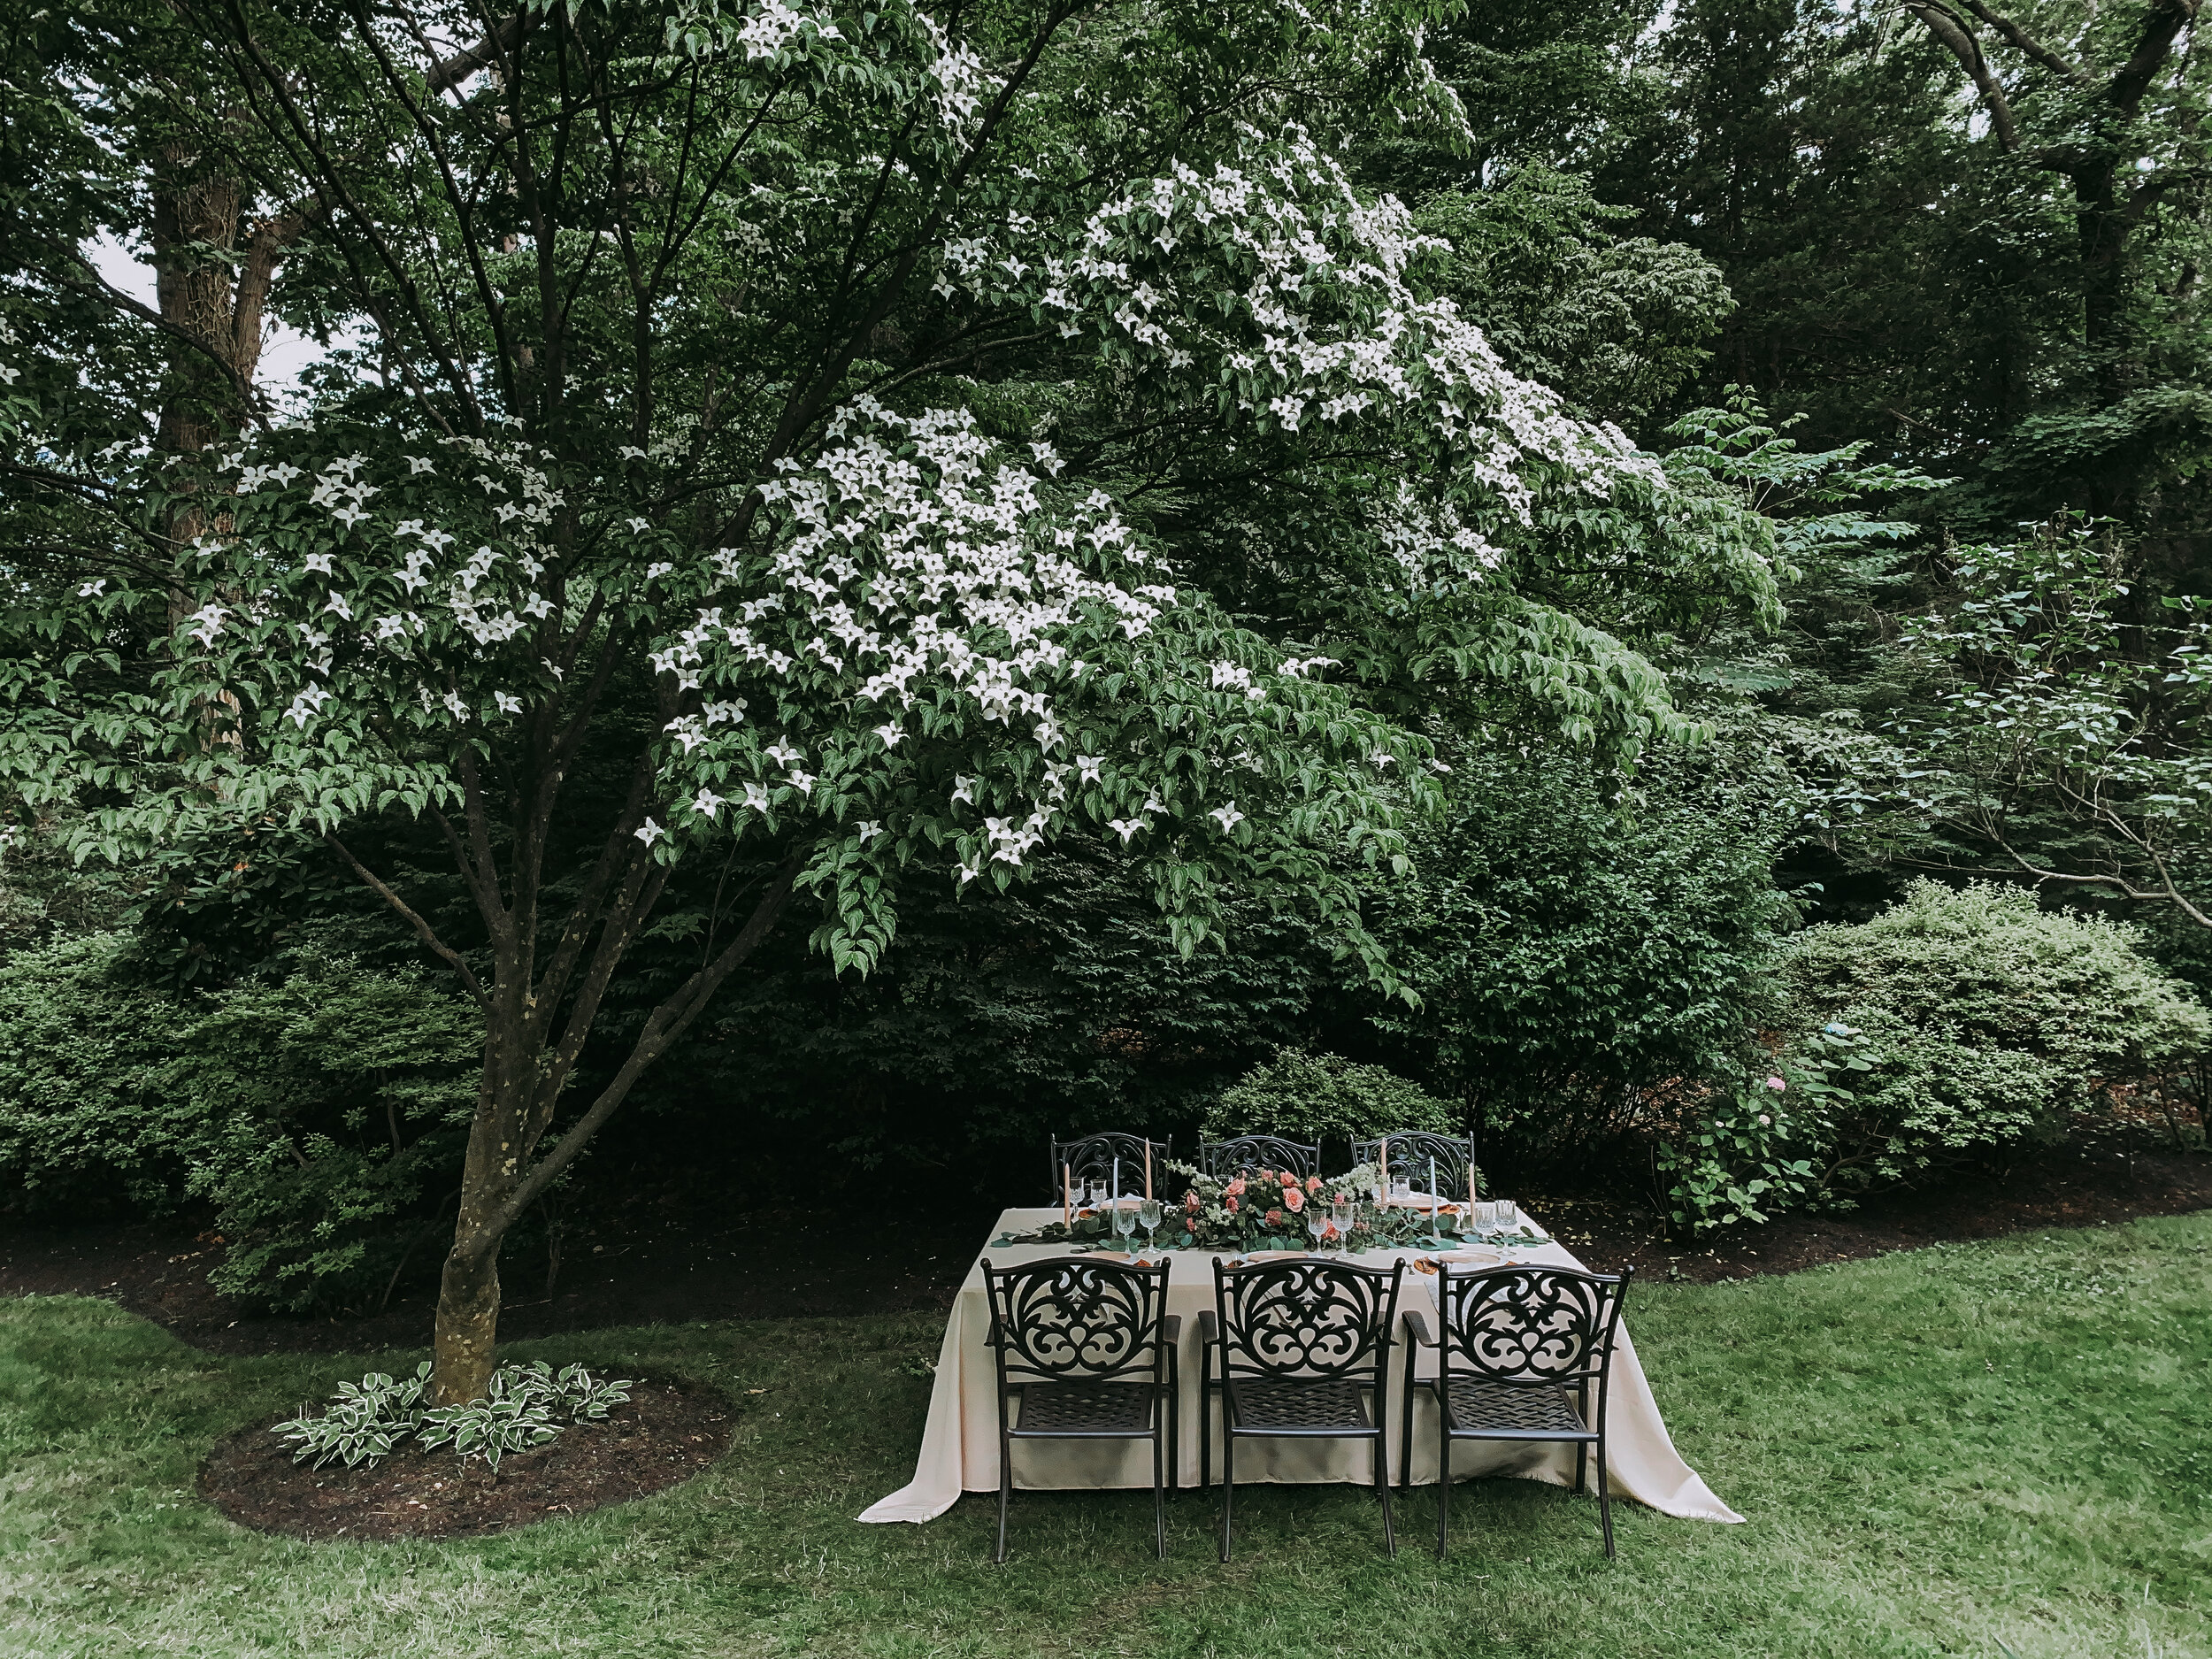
[{"left": 4, "top": 0, "right": 2210, "bottom": 1321}]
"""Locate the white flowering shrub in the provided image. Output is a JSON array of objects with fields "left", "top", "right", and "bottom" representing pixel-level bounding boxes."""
[{"left": 74, "top": 396, "right": 1432, "bottom": 979}]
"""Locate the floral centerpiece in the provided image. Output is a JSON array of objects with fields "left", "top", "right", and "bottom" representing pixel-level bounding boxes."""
[{"left": 993, "top": 1160, "right": 1511, "bottom": 1254}]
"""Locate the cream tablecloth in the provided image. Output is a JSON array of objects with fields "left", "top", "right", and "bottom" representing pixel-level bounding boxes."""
[{"left": 859, "top": 1206, "right": 1741, "bottom": 1525}]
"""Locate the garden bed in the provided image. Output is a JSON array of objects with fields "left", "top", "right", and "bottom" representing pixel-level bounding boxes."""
[
  {"left": 199, "top": 1378, "right": 733, "bottom": 1540},
  {"left": 3, "top": 1127, "right": 2206, "bottom": 1358}
]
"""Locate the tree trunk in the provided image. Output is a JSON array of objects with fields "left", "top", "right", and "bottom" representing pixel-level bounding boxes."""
[
  {"left": 431, "top": 990, "right": 534, "bottom": 1403},
  {"left": 419, "top": 855, "right": 805, "bottom": 1402},
  {"left": 432, "top": 1238, "right": 503, "bottom": 1406}
]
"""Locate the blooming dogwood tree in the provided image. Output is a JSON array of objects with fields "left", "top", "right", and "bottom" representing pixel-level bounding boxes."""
[{"left": 4, "top": 0, "right": 1774, "bottom": 1398}]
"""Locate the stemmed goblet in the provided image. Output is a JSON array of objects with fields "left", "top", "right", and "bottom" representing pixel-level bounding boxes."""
[
  {"left": 1113, "top": 1198, "right": 1139, "bottom": 1252},
  {"left": 1306, "top": 1205, "right": 1328, "bottom": 1253},
  {"left": 1331, "top": 1199, "right": 1356, "bottom": 1252},
  {"left": 1137, "top": 1197, "right": 1164, "bottom": 1253}
]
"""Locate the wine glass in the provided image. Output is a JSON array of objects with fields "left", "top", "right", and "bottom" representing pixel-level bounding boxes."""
[
  {"left": 1306, "top": 1206, "right": 1328, "bottom": 1252},
  {"left": 1138, "top": 1197, "right": 1164, "bottom": 1251},
  {"left": 1113, "top": 1200, "right": 1139, "bottom": 1251},
  {"left": 1330, "top": 1199, "right": 1355, "bottom": 1251}
]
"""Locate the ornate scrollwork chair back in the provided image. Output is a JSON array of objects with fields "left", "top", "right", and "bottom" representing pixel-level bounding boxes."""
[
  {"left": 987, "top": 1256, "right": 1164, "bottom": 1387},
  {"left": 1440, "top": 1266, "right": 1615, "bottom": 1386},
  {"left": 980, "top": 1256, "right": 1179, "bottom": 1563},
  {"left": 1200, "top": 1256, "right": 1405, "bottom": 1562},
  {"left": 1215, "top": 1258, "right": 1395, "bottom": 1382},
  {"left": 1349, "top": 1131, "right": 1478, "bottom": 1198},
  {"left": 1198, "top": 1133, "right": 1321, "bottom": 1182},
  {"left": 1048, "top": 1132, "right": 1171, "bottom": 1200}
]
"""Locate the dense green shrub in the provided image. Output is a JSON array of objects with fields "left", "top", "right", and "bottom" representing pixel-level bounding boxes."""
[
  {"left": 1778, "top": 881, "right": 2210, "bottom": 1189},
  {"left": 1368, "top": 737, "right": 1793, "bottom": 1172},
  {"left": 0, "top": 932, "right": 480, "bottom": 1310},
  {"left": 654, "top": 842, "right": 1342, "bottom": 1189},
  {"left": 1200, "top": 1048, "right": 1457, "bottom": 1165}
]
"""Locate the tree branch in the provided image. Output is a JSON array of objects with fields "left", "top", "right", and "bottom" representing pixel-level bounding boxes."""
[
  {"left": 1905, "top": 2, "right": 2022, "bottom": 152},
  {"left": 490, "top": 847, "right": 807, "bottom": 1232},
  {"left": 1954, "top": 0, "right": 2091, "bottom": 82},
  {"left": 324, "top": 833, "right": 490, "bottom": 1002},
  {"left": 427, "top": 12, "right": 523, "bottom": 94}
]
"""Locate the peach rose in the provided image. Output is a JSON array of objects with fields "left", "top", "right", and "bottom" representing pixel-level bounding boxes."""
[
  {"left": 1283, "top": 1187, "right": 1304, "bottom": 1213},
  {"left": 1225, "top": 1175, "right": 1247, "bottom": 1198},
  {"left": 1265, "top": 1207, "right": 1283, "bottom": 1227},
  {"left": 1306, "top": 1175, "right": 1323, "bottom": 1194},
  {"left": 1225, "top": 1195, "right": 1239, "bottom": 1212}
]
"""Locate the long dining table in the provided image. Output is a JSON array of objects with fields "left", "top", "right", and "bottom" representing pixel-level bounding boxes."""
[{"left": 858, "top": 1204, "right": 1742, "bottom": 1525}]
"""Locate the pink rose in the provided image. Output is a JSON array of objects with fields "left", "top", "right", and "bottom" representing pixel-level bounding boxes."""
[
  {"left": 1186, "top": 1191, "right": 1201, "bottom": 1210},
  {"left": 1254, "top": 1169, "right": 1273, "bottom": 1186},
  {"left": 1766, "top": 1076, "right": 1786, "bottom": 1092},
  {"left": 1225, "top": 1195, "right": 1238, "bottom": 1212},
  {"left": 1225, "top": 1175, "right": 1247, "bottom": 1198},
  {"left": 1283, "top": 1187, "right": 1304, "bottom": 1213},
  {"left": 1186, "top": 1217, "right": 1197, "bottom": 1233},
  {"left": 1265, "top": 1207, "right": 1283, "bottom": 1227},
  {"left": 1306, "top": 1175, "right": 1323, "bottom": 1194}
]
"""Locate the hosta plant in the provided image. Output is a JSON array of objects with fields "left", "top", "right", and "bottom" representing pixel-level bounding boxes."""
[{"left": 274, "top": 1360, "right": 634, "bottom": 1472}]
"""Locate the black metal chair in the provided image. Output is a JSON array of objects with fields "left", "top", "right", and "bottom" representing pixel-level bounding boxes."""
[
  {"left": 1198, "top": 1256, "right": 1404, "bottom": 1561},
  {"left": 1401, "top": 1263, "right": 1634, "bottom": 1557},
  {"left": 1350, "top": 1131, "right": 1479, "bottom": 1203},
  {"left": 1049, "top": 1133, "right": 1171, "bottom": 1203},
  {"left": 981, "top": 1256, "right": 1180, "bottom": 1563},
  {"left": 1198, "top": 1134, "right": 1320, "bottom": 1182}
]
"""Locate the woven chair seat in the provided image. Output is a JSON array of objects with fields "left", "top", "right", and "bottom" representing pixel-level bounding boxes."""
[
  {"left": 1013, "top": 1379, "right": 1158, "bottom": 1434},
  {"left": 1227, "top": 1376, "right": 1373, "bottom": 1433},
  {"left": 1440, "top": 1376, "right": 1589, "bottom": 1438}
]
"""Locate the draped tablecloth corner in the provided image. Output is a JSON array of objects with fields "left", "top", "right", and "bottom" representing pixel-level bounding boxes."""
[{"left": 858, "top": 1207, "right": 1744, "bottom": 1526}]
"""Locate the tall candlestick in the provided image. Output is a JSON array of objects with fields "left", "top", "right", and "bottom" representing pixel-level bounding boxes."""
[
  {"left": 1430, "top": 1155, "right": 1441, "bottom": 1245},
  {"left": 1379, "top": 1136, "right": 1389, "bottom": 1206},
  {"left": 1112, "top": 1156, "right": 1120, "bottom": 1213},
  {"left": 1143, "top": 1141, "right": 1152, "bottom": 1199},
  {"left": 1063, "top": 1163, "right": 1072, "bottom": 1229}
]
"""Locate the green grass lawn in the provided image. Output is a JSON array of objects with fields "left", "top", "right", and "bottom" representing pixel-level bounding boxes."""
[{"left": 3, "top": 1215, "right": 2208, "bottom": 1659}]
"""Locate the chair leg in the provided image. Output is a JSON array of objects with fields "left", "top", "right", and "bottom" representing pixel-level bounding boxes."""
[
  {"left": 1595, "top": 1434, "right": 1615, "bottom": 1558},
  {"left": 995, "top": 1432, "right": 1013, "bottom": 1564},
  {"left": 1166, "top": 1349, "right": 1180, "bottom": 1495},
  {"left": 1375, "top": 1430, "right": 1396, "bottom": 1559},
  {"left": 1435, "top": 1429, "right": 1451, "bottom": 1559},
  {"left": 1153, "top": 1422, "right": 1167, "bottom": 1560},
  {"left": 1399, "top": 1373, "right": 1416, "bottom": 1492},
  {"left": 1198, "top": 1352, "right": 1211, "bottom": 1494},
  {"left": 1219, "top": 1429, "right": 1236, "bottom": 1563},
  {"left": 1575, "top": 1384, "right": 1590, "bottom": 1494}
]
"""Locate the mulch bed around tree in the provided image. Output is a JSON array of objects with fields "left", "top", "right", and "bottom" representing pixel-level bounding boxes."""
[{"left": 199, "top": 1378, "right": 733, "bottom": 1540}]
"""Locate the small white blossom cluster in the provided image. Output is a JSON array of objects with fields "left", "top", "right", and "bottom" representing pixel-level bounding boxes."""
[
  {"left": 733, "top": 0, "right": 840, "bottom": 61},
  {"left": 914, "top": 8, "right": 995, "bottom": 134}
]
